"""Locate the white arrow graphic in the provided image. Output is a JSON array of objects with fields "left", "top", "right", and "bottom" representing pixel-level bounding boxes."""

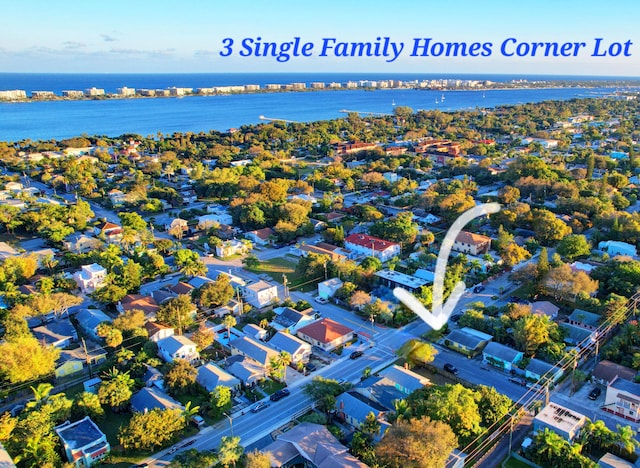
[{"left": 394, "top": 203, "right": 501, "bottom": 330}]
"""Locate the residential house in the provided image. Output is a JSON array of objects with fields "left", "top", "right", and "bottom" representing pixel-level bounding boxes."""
[
  {"left": 268, "top": 331, "right": 312, "bottom": 365},
  {"left": 525, "top": 358, "right": 564, "bottom": 383},
  {"left": 226, "top": 356, "right": 267, "bottom": 386},
  {"left": 444, "top": 328, "right": 493, "bottom": 357},
  {"left": 73, "top": 263, "right": 107, "bottom": 294},
  {"left": 344, "top": 233, "right": 401, "bottom": 262},
  {"left": 56, "top": 347, "right": 107, "bottom": 379},
  {"left": 117, "top": 294, "right": 160, "bottom": 319},
  {"left": 196, "top": 362, "right": 241, "bottom": 393},
  {"left": 453, "top": 231, "right": 492, "bottom": 256},
  {"left": 243, "top": 323, "right": 268, "bottom": 341},
  {"left": 355, "top": 365, "right": 430, "bottom": 411},
  {"left": 298, "top": 243, "right": 350, "bottom": 262},
  {"left": 242, "top": 280, "right": 278, "bottom": 308},
  {"left": 107, "top": 189, "right": 126, "bottom": 206},
  {"left": 130, "top": 387, "right": 183, "bottom": 413},
  {"left": 55, "top": 417, "right": 110, "bottom": 467},
  {"left": 603, "top": 376, "right": 640, "bottom": 423},
  {"left": 378, "top": 364, "right": 430, "bottom": 395},
  {"left": 598, "top": 452, "right": 636, "bottom": 468},
  {"left": 228, "top": 335, "right": 278, "bottom": 368},
  {"left": 598, "top": 240, "right": 637, "bottom": 258},
  {"left": 212, "top": 299, "right": 243, "bottom": 318},
  {"left": 144, "top": 322, "right": 174, "bottom": 343},
  {"left": 197, "top": 213, "right": 233, "bottom": 230},
  {"left": 533, "top": 402, "right": 587, "bottom": 441},
  {"left": 165, "top": 218, "right": 188, "bottom": 236},
  {"left": 567, "top": 309, "right": 600, "bottom": 331},
  {"left": 76, "top": 309, "right": 111, "bottom": 340},
  {"left": 33, "top": 319, "right": 78, "bottom": 348},
  {"left": 215, "top": 239, "right": 249, "bottom": 258},
  {"left": 157, "top": 335, "right": 199, "bottom": 363},
  {"left": 592, "top": 360, "right": 636, "bottom": 386},
  {"left": 63, "top": 233, "right": 103, "bottom": 254},
  {"left": 245, "top": 227, "right": 275, "bottom": 246},
  {"left": 142, "top": 364, "right": 165, "bottom": 390},
  {"left": 483, "top": 342, "right": 524, "bottom": 371},
  {"left": 95, "top": 222, "right": 123, "bottom": 245},
  {"left": 336, "top": 390, "right": 388, "bottom": 430},
  {"left": 296, "top": 318, "right": 354, "bottom": 352},
  {"left": 531, "top": 301, "right": 560, "bottom": 320},
  {"left": 271, "top": 307, "right": 316, "bottom": 333},
  {"left": 263, "top": 422, "right": 367, "bottom": 468},
  {"left": 317, "top": 277, "right": 343, "bottom": 300},
  {"left": 375, "top": 269, "right": 431, "bottom": 293}
]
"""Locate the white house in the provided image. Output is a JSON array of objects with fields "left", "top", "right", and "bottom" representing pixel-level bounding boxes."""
[
  {"left": 73, "top": 263, "right": 107, "bottom": 294},
  {"left": 197, "top": 213, "right": 233, "bottom": 230},
  {"left": 55, "top": 417, "right": 110, "bottom": 467},
  {"left": 215, "top": 239, "right": 249, "bottom": 258},
  {"left": 268, "top": 331, "right": 312, "bottom": 364},
  {"left": 245, "top": 227, "right": 275, "bottom": 246},
  {"left": 317, "top": 277, "right": 344, "bottom": 300},
  {"left": 157, "top": 335, "right": 199, "bottom": 363},
  {"left": 242, "top": 280, "right": 278, "bottom": 308},
  {"left": 603, "top": 375, "right": 640, "bottom": 423},
  {"left": 344, "top": 234, "right": 400, "bottom": 262},
  {"left": 296, "top": 318, "right": 354, "bottom": 352},
  {"left": 453, "top": 231, "right": 492, "bottom": 256}
]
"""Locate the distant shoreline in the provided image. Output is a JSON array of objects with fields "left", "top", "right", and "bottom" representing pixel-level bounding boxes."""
[{"left": 1, "top": 78, "right": 639, "bottom": 104}]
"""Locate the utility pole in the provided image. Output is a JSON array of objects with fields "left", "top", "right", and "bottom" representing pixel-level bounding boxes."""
[
  {"left": 283, "top": 274, "right": 289, "bottom": 299},
  {"left": 82, "top": 338, "right": 92, "bottom": 378}
]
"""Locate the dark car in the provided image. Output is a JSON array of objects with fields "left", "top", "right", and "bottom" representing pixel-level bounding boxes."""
[
  {"left": 350, "top": 351, "right": 364, "bottom": 359},
  {"left": 473, "top": 285, "right": 485, "bottom": 293},
  {"left": 182, "top": 440, "right": 196, "bottom": 448},
  {"left": 270, "top": 388, "right": 291, "bottom": 401},
  {"left": 450, "top": 313, "right": 462, "bottom": 323},
  {"left": 305, "top": 363, "right": 316, "bottom": 372},
  {"left": 588, "top": 387, "right": 602, "bottom": 400},
  {"left": 508, "top": 376, "right": 527, "bottom": 386},
  {"left": 443, "top": 363, "right": 458, "bottom": 374}
]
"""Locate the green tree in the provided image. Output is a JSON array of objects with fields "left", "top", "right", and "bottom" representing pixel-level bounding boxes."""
[
  {"left": 72, "top": 391, "right": 105, "bottom": 421},
  {"left": 361, "top": 411, "right": 381, "bottom": 438},
  {"left": 199, "top": 274, "right": 234, "bottom": 308},
  {"left": 531, "top": 209, "right": 572, "bottom": 246},
  {"left": 209, "top": 385, "right": 232, "bottom": 418},
  {"left": 369, "top": 212, "right": 419, "bottom": 246},
  {"left": 217, "top": 435, "right": 244, "bottom": 468},
  {"left": 396, "top": 339, "right": 437, "bottom": 368},
  {"left": 98, "top": 369, "right": 135, "bottom": 412},
  {"left": 0, "top": 336, "right": 60, "bottom": 383},
  {"left": 223, "top": 314, "right": 237, "bottom": 339},
  {"left": 557, "top": 234, "right": 591, "bottom": 261},
  {"left": 375, "top": 416, "right": 457, "bottom": 468},
  {"left": 174, "top": 249, "right": 207, "bottom": 277},
  {"left": 244, "top": 449, "right": 271, "bottom": 468},
  {"left": 190, "top": 322, "right": 215, "bottom": 351},
  {"left": 513, "top": 315, "right": 556, "bottom": 357},
  {"left": 165, "top": 359, "right": 198, "bottom": 395},
  {"left": 112, "top": 309, "right": 146, "bottom": 332},
  {"left": 476, "top": 386, "right": 512, "bottom": 427},
  {"left": 242, "top": 254, "right": 260, "bottom": 269},
  {"left": 157, "top": 294, "right": 196, "bottom": 332},
  {"left": 118, "top": 408, "right": 186, "bottom": 450},
  {"left": 97, "top": 323, "right": 124, "bottom": 348},
  {"left": 303, "top": 377, "right": 344, "bottom": 415},
  {"left": 537, "top": 247, "right": 550, "bottom": 281}
]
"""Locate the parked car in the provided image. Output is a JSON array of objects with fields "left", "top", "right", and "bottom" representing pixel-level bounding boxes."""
[
  {"left": 508, "top": 376, "right": 527, "bottom": 386},
  {"left": 315, "top": 296, "right": 329, "bottom": 304},
  {"left": 443, "top": 363, "right": 458, "bottom": 374},
  {"left": 473, "top": 285, "right": 485, "bottom": 293},
  {"left": 270, "top": 389, "right": 291, "bottom": 401},
  {"left": 588, "top": 387, "right": 602, "bottom": 400},
  {"left": 305, "top": 363, "right": 316, "bottom": 372},
  {"left": 450, "top": 313, "right": 462, "bottom": 323},
  {"left": 251, "top": 401, "right": 270, "bottom": 413},
  {"left": 181, "top": 440, "right": 196, "bottom": 448},
  {"left": 191, "top": 415, "right": 205, "bottom": 428},
  {"left": 350, "top": 351, "right": 364, "bottom": 359}
]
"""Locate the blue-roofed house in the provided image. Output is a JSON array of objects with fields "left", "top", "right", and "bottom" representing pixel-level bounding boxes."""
[
  {"left": 525, "top": 358, "right": 564, "bottom": 384},
  {"left": 378, "top": 364, "right": 430, "bottom": 395},
  {"left": 228, "top": 335, "right": 278, "bottom": 368},
  {"left": 483, "top": 342, "right": 524, "bottom": 371},
  {"left": 55, "top": 417, "right": 110, "bottom": 466},
  {"left": 355, "top": 365, "right": 429, "bottom": 411},
  {"left": 566, "top": 309, "right": 600, "bottom": 331},
  {"left": 268, "top": 331, "right": 312, "bottom": 365},
  {"left": 271, "top": 307, "right": 316, "bottom": 333},
  {"left": 598, "top": 240, "right": 637, "bottom": 258},
  {"left": 130, "top": 387, "right": 184, "bottom": 413},
  {"left": 196, "top": 362, "right": 241, "bottom": 394},
  {"left": 76, "top": 309, "right": 111, "bottom": 340},
  {"left": 157, "top": 335, "right": 199, "bottom": 364},
  {"left": 33, "top": 318, "right": 78, "bottom": 348},
  {"left": 336, "top": 390, "right": 389, "bottom": 431},
  {"left": 226, "top": 356, "right": 267, "bottom": 386},
  {"left": 142, "top": 364, "right": 165, "bottom": 391},
  {"left": 413, "top": 269, "right": 435, "bottom": 283}
]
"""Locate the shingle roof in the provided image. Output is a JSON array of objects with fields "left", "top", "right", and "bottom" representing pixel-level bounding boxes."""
[
  {"left": 297, "top": 318, "right": 353, "bottom": 344},
  {"left": 568, "top": 309, "right": 601, "bottom": 327},
  {"left": 445, "top": 329, "right": 490, "bottom": 350},
  {"left": 345, "top": 233, "right": 399, "bottom": 251},
  {"left": 76, "top": 309, "right": 111, "bottom": 332},
  {"left": 336, "top": 390, "right": 387, "bottom": 423},
  {"left": 55, "top": 417, "right": 105, "bottom": 450},
  {"left": 130, "top": 387, "right": 183, "bottom": 413},
  {"left": 33, "top": 319, "right": 77, "bottom": 346},
  {"left": 483, "top": 342, "right": 522, "bottom": 363},
  {"left": 268, "top": 331, "right": 310, "bottom": 355},
  {"left": 593, "top": 360, "right": 637, "bottom": 384},
  {"left": 196, "top": 363, "right": 240, "bottom": 392},
  {"left": 379, "top": 364, "right": 429, "bottom": 393},
  {"left": 455, "top": 231, "right": 492, "bottom": 246},
  {"left": 157, "top": 335, "right": 195, "bottom": 355},
  {"left": 228, "top": 336, "right": 278, "bottom": 366}
]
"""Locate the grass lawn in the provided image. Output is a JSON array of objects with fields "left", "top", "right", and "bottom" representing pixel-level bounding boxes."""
[
  {"left": 259, "top": 379, "right": 286, "bottom": 395},
  {"left": 502, "top": 456, "right": 534, "bottom": 468},
  {"left": 246, "top": 257, "right": 303, "bottom": 283}
]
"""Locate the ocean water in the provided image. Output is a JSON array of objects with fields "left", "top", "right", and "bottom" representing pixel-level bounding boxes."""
[{"left": 0, "top": 73, "right": 633, "bottom": 141}]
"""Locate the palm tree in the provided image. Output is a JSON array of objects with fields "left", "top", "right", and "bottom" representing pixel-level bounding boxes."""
[
  {"left": 534, "top": 428, "right": 566, "bottom": 464},
  {"left": 360, "top": 412, "right": 381, "bottom": 439},
  {"left": 259, "top": 318, "right": 269, "bottom": 329},
  {"left": 276, "top": 351, "right": 291, "bottom": 381},
  {"left": 223, "top": 315, "right": 237, "bottom": 340},
  {"left": 181, "top": 401, "right": 201, "bottom": 424},
  {"left": 392, "top": 399, "right": 412, "bottom": 422},
  {"left": 614, "top": 424, "right": 639, "bottom": 456},
  {"left": 27, "top": 383, "right": 54, "bottom": 408},
  {"left": 361, "top": 366, "right": 372, "bottom": 381}
]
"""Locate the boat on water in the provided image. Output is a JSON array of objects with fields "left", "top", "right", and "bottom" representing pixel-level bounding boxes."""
[
  {"left": 441, "top": 93, "right": 445, "bottom": 101},
  {"left": 392, "top": 99, "right": 396, "bottom": 106}
]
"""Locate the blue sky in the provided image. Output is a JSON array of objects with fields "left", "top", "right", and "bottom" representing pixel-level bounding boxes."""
[{"left": 2, "top": 0, "right": 640, "bottom": 76}]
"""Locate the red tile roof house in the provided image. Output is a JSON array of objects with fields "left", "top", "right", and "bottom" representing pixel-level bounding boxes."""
[
  {"left": 95, "top": 221, "right": 123, "bottom": 244},
  {"left": 117, "top": 294, "right": 160, "bottom": 319},
  {"left": 452, "top": 231, "right": 492, "bottom": 256},
  {"left": 344, "top": 233, "right": 401, "bottom": 262},
  {"left": 245, "top": 227, "right": 275, "bottom": 246},
  {"left": 296, "top": 318, "right": 355, "bottom": 352}
]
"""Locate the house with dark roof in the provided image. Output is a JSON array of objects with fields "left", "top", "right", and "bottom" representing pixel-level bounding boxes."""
[
  {"left": 33, "top": 318, "right": 78, "bottom": 348},
  {"left": 272, "top": 307, "right": 316, "bottom": 333},
  {"left": 336, "top": 390, "right": 388, "bottom": 431},
  {"left": 56, "top": 347, "right": 108, "bottom": 379},
  {"left": 196, "top": 362, "right": 241, "bottom": 393},
  {"left": 142, "top": 364, "right": 164, "bottom": 390},
  {"left": 130, "top": 387, "right": 184, "bottom": 413},
  {"left": 55, "top": 417, "right": 110, "bottom": 467},
  {"left": 296, "top": 318, "right": 354, "bottom": 352},
  {"left": 378, "top": 364, "right": 430, "bottom": 395},
  {"left": 355, "top": 365, "right": 429, "bottom": 411},
  {"left": 268, "top": 331, "right": 312, "bottom": 364},
  {"left": 567, "top": 309, "right": 600, "bottom": 330},
  {"left": 243, "top": 323, "right": 268, "bottom": 341},
  {"left": 525, "top": 358, "right": 564, "bottom": 383},
  {"left": 157, "top": 335, "right": 199, "bottom": 363},
  {"left": 592, "top": 360, "right": 637, "bottom": 386},
  {"left": 76, "top": 309, "right": 111, "bottom": 340},
  {"left": 228, "top": 335, "right": 278, "bottom": 368},
  {"left": 453, "top": 231, "right": 492, "bottom": 255},
  {"left": 482, "top": 342, "right": 524, "bottom": 371},
  {"left": 262, "top": 422, "right": 367, "bottom": 468},
  {"left": 444, "top": 327, "right": 493, "bottom": 357}
]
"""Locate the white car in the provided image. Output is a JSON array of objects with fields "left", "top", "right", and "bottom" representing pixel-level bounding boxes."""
[{"left": 315, "top": 296, "right": 329, "bottom": 304}]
